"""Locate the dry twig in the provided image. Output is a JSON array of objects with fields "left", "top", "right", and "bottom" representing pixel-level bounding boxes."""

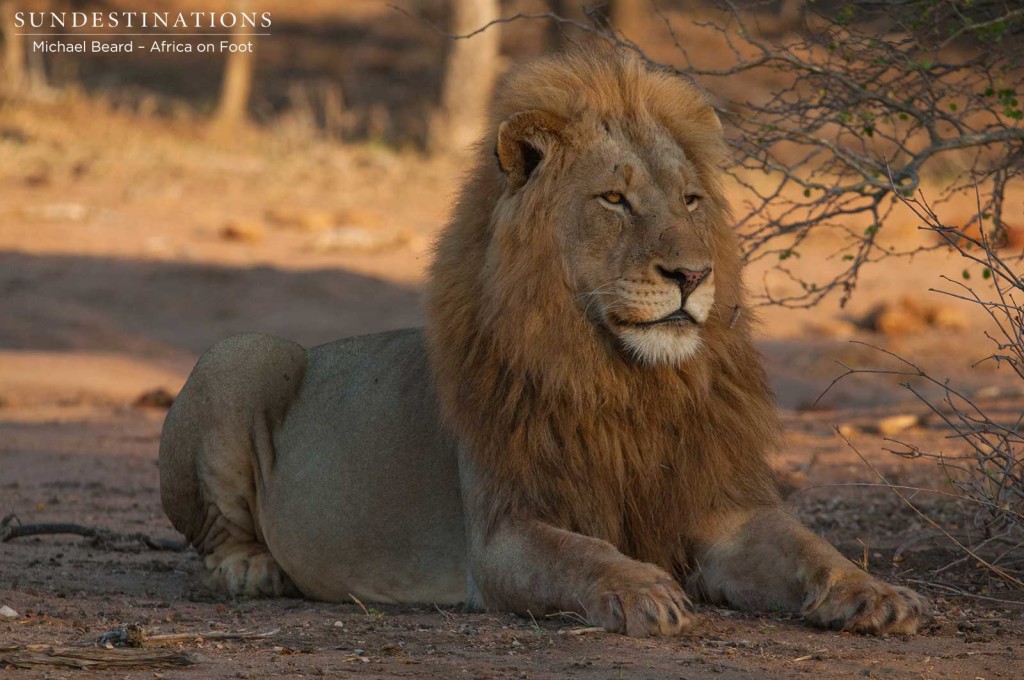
[
  {"left": 97, "top": 624, "right": 280, "bottom": 648},
  {"left": 0, "top": 645, "right": 193, "bottom": 670},
  {"left": 0, "top": 514, "right": 186, "bottom": 552}
]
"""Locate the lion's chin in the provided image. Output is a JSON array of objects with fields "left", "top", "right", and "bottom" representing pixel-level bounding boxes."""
[{"left": 615, "top": 326, "right": 704, "bottom": 366}]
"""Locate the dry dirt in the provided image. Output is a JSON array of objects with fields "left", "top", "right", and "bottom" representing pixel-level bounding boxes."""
[{"left": 3, "top": 5, "right": 1024, "bottom": 678}]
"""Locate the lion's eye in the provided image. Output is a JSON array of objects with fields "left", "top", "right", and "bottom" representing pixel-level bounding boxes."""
[
  {"left": 599, "top": 191, "right": 629, "bottom": 211},
  {"left": 684, "top": 194, "right": 702, "bottom": 212}
]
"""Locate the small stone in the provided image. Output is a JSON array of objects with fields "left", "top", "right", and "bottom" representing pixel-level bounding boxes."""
[
  {"left": 265, "top": 207, "right": 335, "bottom": 232},
  {"left": 1002, "top": 224, "right": 1024, "bottom": 250},
  {"left": 973, "top": 385, "right": 1024, "bottom": 400},
  {"left": 220, "top": 219, "right": 265, "bottom": 243},
  {"left": 872, "top": 414, "right": 920, "bottom": 436},
  {"left": 133, "top": 387, "right": 176, "bottom": 409},
  {"left": 21, "top": 202, "right": 88, "bottom": 222},
  {"left": 332, "top": 620, "right": 344, "bottom": 627},
  {"left": 859, "top": 296, "right": 967, "bottom": 336},
  {"left": 930, "top": 305, "right": 968, "bottom": 331},
  {"left": 335, "top": 208, "right": 386, "bottom": 230},
  {"left": 308, "top": 226, "right": 410, "bottom": 254},
  {"left": 0, "top": 605, "right": 19, "bottom": 618},
  {"left": 805, "top": 318, "right": 859, "bottom": 339},
  {"left": 860, "top": 297, "right": 929, "bottom": 336},
  {"left": 837, "top": 424, "right": 859, "bottom": 438}
]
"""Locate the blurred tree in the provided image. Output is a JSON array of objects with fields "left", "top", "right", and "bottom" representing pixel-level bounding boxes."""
[
  {"left": 546, "top": 0, "right": 608, "bottom": 46},
  {"left": 215, "top": 0, "right": 256, "bottom": 129},
  {"left": 430, "top": 0, "right": 500, "bottom": 152},
  {"left": 545, "top": 1, "right": 653, "bottom": 45},
  {"left": 0, "top": 0, "right": 25, "bottom": 96},
  {"left": 609, "top": 0, "right": 645, "bottom": 40}
]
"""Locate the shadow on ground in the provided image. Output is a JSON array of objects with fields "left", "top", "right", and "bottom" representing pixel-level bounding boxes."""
[{"left": 0, "top": 251, "right": 423, "bottom": 360}]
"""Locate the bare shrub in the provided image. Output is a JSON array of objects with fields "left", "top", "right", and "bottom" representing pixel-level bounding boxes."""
[{"left": 824, "top": 194, "right": 1024, "bottom": 588}]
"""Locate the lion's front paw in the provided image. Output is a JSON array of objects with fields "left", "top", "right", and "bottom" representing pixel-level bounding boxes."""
[
  {"left": 803, "top": 570, "right": 929, "bottom": 635},
  {"left": 589, "top": 564, "right": 693, "bottom": 637}
]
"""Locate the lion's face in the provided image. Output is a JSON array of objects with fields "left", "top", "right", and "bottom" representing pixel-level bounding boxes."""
[
  {"left": 496, "top": 111, "right": 720, "bottom": 366},
  {"left": 560, "top": 122, "right": 717, "bottom": 365}
]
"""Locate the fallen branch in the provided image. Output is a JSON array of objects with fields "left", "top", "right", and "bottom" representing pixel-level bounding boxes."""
[
  {"left": 98, "top": 624, "right": 280, "bottom": 648},
  {"left": 0, "top": 645, "right": 194, "bottom": 670},
  {"left": 557, "top": 626, "right": 605, "bottom": 636},
  {"left": 0, "top": 514, "right": 186, "bottom": 552}
]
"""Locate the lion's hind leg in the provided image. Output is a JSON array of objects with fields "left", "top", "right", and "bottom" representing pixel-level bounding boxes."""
[
  {"left": 187, "top": 487, "right": 298, "bottom": 598},
  {"left": 202, "top": 540, "right": 297, "bottom": 598},
  {"left": 159, "top": 333, "right": 307, "bottom": 599},
  {"left": 687, "top": 508, "right": 929, "bottom": 634}
]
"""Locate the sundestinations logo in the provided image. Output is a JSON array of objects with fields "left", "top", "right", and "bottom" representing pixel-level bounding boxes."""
[{"left": 13, "top": 10, "right": 271, "bottom": 55}]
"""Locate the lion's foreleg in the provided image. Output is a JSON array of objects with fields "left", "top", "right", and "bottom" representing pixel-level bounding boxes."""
[
  {"left": 468, "top": 518, "right": 691, "bottom": 637},
  {"left": 459, "top": 459, "right": 690, "bottom": 637},
  {"left": 687, "top": 508, "right": 929, "bottom": 634}
]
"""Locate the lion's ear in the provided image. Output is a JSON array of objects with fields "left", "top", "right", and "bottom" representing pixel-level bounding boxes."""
[
  {"left": 707, "top": 107, "right": 723, "bottom": 132},
  {"left": 495, "top": 110, "right": 566, "bottom": 192}
]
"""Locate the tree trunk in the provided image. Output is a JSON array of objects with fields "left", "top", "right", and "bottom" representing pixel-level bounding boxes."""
[
  {"left": 0, "top": 0, "right": 26, "bottom": 96},
  {"left": 429, "top": 0, "right": 499, "bottom": 154},
  {"left": 546, "top": 0, "right": 610, "bottom": 49},
  {"left": 215, "top": 0, "right": 255, "bottom": 129},
  {"left": 610, "top": 0, "right": 646, "bottom": 41}
]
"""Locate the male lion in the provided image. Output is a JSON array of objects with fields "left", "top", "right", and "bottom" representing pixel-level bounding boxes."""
[{"left": 160, "top": 49, "right": 928, "bottom": 636}]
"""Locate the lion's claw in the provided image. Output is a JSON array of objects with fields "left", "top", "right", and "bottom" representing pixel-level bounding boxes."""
[
  {"left": 803, "top": 570, "right": 929, "bottom": 635},
  {"left": 591, "top": 567, "right": 693, "bottom": 637}
]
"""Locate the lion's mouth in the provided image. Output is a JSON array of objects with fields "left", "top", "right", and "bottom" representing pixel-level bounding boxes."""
[{"left": 613, "top": 308, "right": 698, "bottom": 329}]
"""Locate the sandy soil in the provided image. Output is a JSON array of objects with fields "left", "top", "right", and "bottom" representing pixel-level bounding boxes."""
[{"left": 3, "top": 6, "right": 1024, "bottom": 678}]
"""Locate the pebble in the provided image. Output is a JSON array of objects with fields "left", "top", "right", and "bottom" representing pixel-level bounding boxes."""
[
  {"left": 308, "top": 226, "right": 410, "bottom": 254},
  {"left": 265, "top": 207, "right": 335, "bottom": 232},
  {"left": 859, "top": 296, "right": 967, "bottom": 336},
  {"left": 219, "top": 219, "right": 266, "bottom": 243},
  {"left": 873, "top": 414, "right": 920, "bottom": 436},
  {"left": 20, "top": 202, "right": 88, "bottom": 222},
  {"left": 133, "top": 387, "right": 176, "bottom": 409},
  {"left": 0, "top": 605, "right": 19, "bottom": 618}
]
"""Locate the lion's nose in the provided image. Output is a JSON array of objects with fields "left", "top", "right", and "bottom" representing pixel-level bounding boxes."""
[{"left": 656, "top": 265, "right": 711, "bottom": 303}]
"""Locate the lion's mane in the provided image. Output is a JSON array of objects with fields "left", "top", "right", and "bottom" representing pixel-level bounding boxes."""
[{"left": 425, "top": 48, "right": 781, "bottom": 573}]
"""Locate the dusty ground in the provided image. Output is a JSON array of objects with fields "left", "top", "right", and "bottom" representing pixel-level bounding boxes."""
[
  {"left": 3, "top": 405, "right": 1024, "bottom": 679},
  {"left": 3, "top": 4, "right": 1024, "bottom": 678}
]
